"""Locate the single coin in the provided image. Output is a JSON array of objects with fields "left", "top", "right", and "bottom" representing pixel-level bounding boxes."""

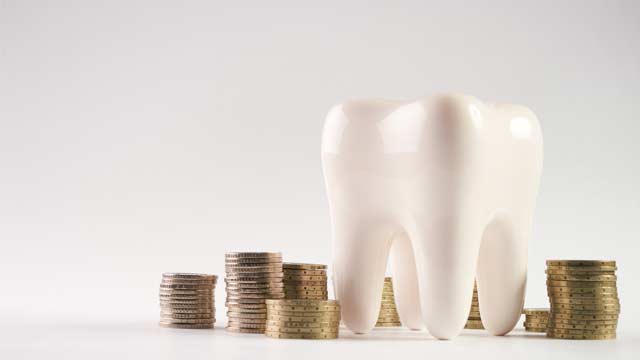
[
  {"left": 283, "top": 269, "right": 327, "bottom": 277},
  {"left": 225, "top": 292, "right": 279, "bottom": 299},
  {"left": 282, "top": 263, "right": 327, "bottom": 270},
  {"left": 547, "top": 274, "right": 617, "bottom": 282},
  {"left": 225, "top": 284, "right": 285, "bottom": 290},
  {"left": 546, "top": 280, "right": 617, "bottom": 287},
  {"left": 163, "top": 273, "right": 217, "bottom": 280},
  {"left": 546, "top": 327, "right": 616, "bottom": 335},
  {"left": 226, "top": 317, "right": 267, "bottom": 324},
  {"left": 548, "top": 323, "right": 617, "bottom": 330},
  {"left": 265, "top": 325, "right": 338, "bottom": 334},
  {"left": 551, "top": 303, "right": 620, "bottom": 311},
  {"left": 265, "top": 320, "right": 340, "bottom": 328},
  {"left": 159, "top": 302, "right": 215, "bottom": 309},
  {"left": 266, "top": 305, "right": 341, "bottom": 312},
  {"left": 376, "top": 323, "right": 402, "bottom": 327},
  {"left": 264, "top": 330, "right": 338, "bottom": 339},
  {"left": 464, "top": 322, "right": 484, "bottom": 329},
  {"left": 159, "top": 322, "right": 214, "bottom": 329},
  {"left": 547, "top": 292, "right": 619, "bottom": 299},
  {"left": 524, "top": 328, "right": 547, "bottom": 333},
  {"left": 225, "top": 273, "right": 284, "bottom": 279},
  {"left": 159, "top": 318, "right": 215, "bottom": 324},
  {"left": 550, "top": 309, "right": 620, "bottom": 316},
  {"left": 523, "top": 308, "right": 550, "bottom": 315},
  {"left": 546, "top": 260, "right": 616, "bottom": 267},
  {"left": 160, "top": 312, "right": 215, "bottom": 319},
  {"left": 545, "top": 269, "right": 616, "bottom": 276},
  {"left": 226, "top": 312, "right": 268, "bottom": 319},
  {"left": 160, "top": 307, "right": 215, "bottom": 313},
  {"left": 284, "top": 290, "right": 328, "bottom": 296},
  {"left": 523, "top": 321, "right": 548, "bottom": 327},
  {"left": 465, "top": 320, "right": 483, "bottom": 327},
  {"left": 376, "top": 316, "right": 401, "bottom": 323},
  {"left": 285, "top": 295, "right": 329, "bottom": 300},
  {"left": 159, "top": 288, "right": 213, "bottom": 294},
  {"left": 379, "top": 303, "right": 399, "bottom": 309},
  {"left": 283, "top": 275, "right": 327, "bottom": 281},
  {"left": 226, "top": 252, "right": 281, "bottom": 257},
  {"left": 546, "top": 332, "right": 616, "bottom": 340},
  {"left": 225, "top": 298, "right": 269, "bottom": 305},
  {"left": 545, "top": 266, "right": 617, "bottom": 273},
  {"left": 226, "top": 267, "right": 283, "bottom": 274},
  {"left": 160, "top": 280, "right": 216, "bottom": 287},
  {"left": 550, "top": 297, "right": 619, "bottom": 305},
  {"left": 266, "top": 299, "right": 339, "bottom": 306},
  {"left": 224, "top": 279, "right": 284, "bottom": 285},
  {"left": 227, "top": 319, "right": 266, "bottom": 329},
  {"left": 225, "top": 261, "right": 283, "bottom": 267},
  {"left": 226, "top": 326, "right": 265, "bottom": 334},
  {"left": 551, "top": 313, "right": 618, "bottom": 320},
  {"left": 225, "top": 307, "right": 267, "bottom": 314},
  {"left": 267, "top": 314, "right": 341, "bottom": 322},
  {"left": 378, "top": 309, "right": 400, "bottom": 315},
  {"left": 281, "top": 281, "right": 327, "bottom": 286},
  {"left": 283, "top": 285, "right": 327, "bottom": 291},
  {"left": 226, "top": 303, "right": 267, "bottom": 309}
]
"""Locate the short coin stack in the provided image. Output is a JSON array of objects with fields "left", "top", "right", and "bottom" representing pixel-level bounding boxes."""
[
  {"left": 265, "top": 299, "right": 341, "bottom": 339},
  {"left": 465, "top": 281, "right": 483, "bottom": 329},
  {"left": 376, "top": 277, "right": 401, "bottom": 327},
  {"left": 282, "top": 263, "right": 328, "bottom": 300},
  {"left": 546, "top": 260, "right": 619, "bottom": 340},
  {"left": 523, "top": 308, "right": 549, "bottom": 332},
  {"left": 159, "top": 273, "right": 217, "bottom": 329},
  {"left": 225, "top": 252, "right": 285, "bottom": 333}
]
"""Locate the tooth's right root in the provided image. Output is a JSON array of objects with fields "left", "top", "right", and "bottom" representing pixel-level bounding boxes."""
[
  {"left": 464, "top": 281, "right": 484, "bottom": 330},
  {"left": 375, "top": 277, "right": 402, "bottom": 327}
]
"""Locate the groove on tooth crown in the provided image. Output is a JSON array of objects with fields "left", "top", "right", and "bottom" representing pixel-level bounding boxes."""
[{"left": 322, "top": 94, "right": 543, "bottom": 340}]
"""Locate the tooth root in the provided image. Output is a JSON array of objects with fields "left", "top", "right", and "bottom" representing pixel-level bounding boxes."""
[
  {"left": 477, "top": 212, "right": 528, "bottom": 335},
  {"left": 389, "top": 233, "right": 424, "bottom": 330},
  {"left": 412, "top": 217, "right": 483, "bottom": 340},
  {"left": 332, "top": 218, "right": 393, "bottom": 334}
]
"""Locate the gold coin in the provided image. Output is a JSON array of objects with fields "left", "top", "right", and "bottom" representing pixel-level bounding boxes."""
[
  {"left": 524, "top": 328, "right": 547, "bottom": 333},
  {"left": 226, "top": 312, "right": 267, "bottom": 319},
  {"left": 523, "top": 321, "right": 548, "bottom": 327},
  {"left": 160, "top": 312, "right": 215, "bottom": 318},
  {"left": 546, "top": 280, "right": 617, "bottom": 287},
  {"left": 266, "top": 299, "right": 338, "bottom": 306},
  {"left": 548, "top": 323, "right": 617, "bottom": 330},
  {"left": 547, "top": 274, "right": 617, "bottom": 282},
  {"left": 377, "top": 316, "right": 401, "bottom": 323},
  {"left": 226, "top": 317, "right": 267, "bottom": 324},
  {"left": 159, "top": 282, "right": 216, "bottom": 289},
  {"left": 264, "top": 330, "right": 338, "bottom": 339},
  {"left": 225, "top": 252, "right": 282, "bottom": 258},
  {"left": 545, "top": 266, "right": 617, "bottom": 273},
  {"left": 551, "top": 313, "right": 618, "bottom": 320},
  {"left": 283, "top": 274, "right": 327, "bottom": 281},
  {"left": 376, "top": 322, "right": 401, "bottom": 327},
  {"left": 284, "top": 296, "right": 329, "bottom": 301},
  {"left": 226, "top": 303, "right": 267, "bottom": 309},
  {"left": 523, "top": 308, "right": 549, "bottom": 315},
  {"left": 282, "top": 263, "right": 327, "bottom": 270},
  {"left": 162, "top": 273, "right": 218, "bottom": 280},
  {"left": 159, "top": 318, "right": 215, "bottom": 324},
  {"left": 225, "top": 326, "right": 264, "bottom": 334},
  {"left": 265, "top": 320, "right": 340, "bottom": 328},
  {"left": 159, "top": 288, "right": 213, "bottom": 294},
  {"left": 283, "top": 284, "right": 327, "bottom": 290},
  {"left": 283, "top": 269, "right": 327, "bottom": 276},
  {"left": 159, "top": 322, "right": 214, "bottom": 329},
  {"left": 225, "top": 273, "right": 284, "bottom": 279},
  {"left": 465, "top": 320, "right": 483, "bottom": 327},
  {"left": 545, "top": 269, "right": 616, "bottom": 276},
  {"left": 546, "top": 327, "right": 616, "bottom": 335},
  {"left": 265, "top": 325, "right": 338, "bottom": 333},
  {"left": 226, "top": 320, "right": 267, "bottom": 327},
  {"left": 284, "top": 289, "right": 328, "bottom": 295},
  {"left": 266, "top": 305, "right": 341, "bottom": 312},
  {"left": 281, "top": 281, "right": 327, "bottom": 286},
  {"left": 547, "top": 291, "right": 618, "bottom": 299},
  {"left": 546, "top": 260, "right": 616, "bottom": 267},
  {"left": 551, "top": 309, "right": 620, "bottom": 317},
  {"left": 226, "top": 267, "right": 283, "bottom": 273},
  {"left": 465, "top": 322, "right": 484, "bottom": 329},
  {"left": 546, "top": 332, "right": 616, "bottom": 340},
  {"left": 551, "top": 303, "right": 620, "bottom": 311},
  {"left": 267, "top": 314, "right": 341, "bottom": 322},
  {"left": 550, "top": 297, "right": 619, "bottom": 305},
  {"left": 160, "top": 307, "right": 215, "bottom": 313}
]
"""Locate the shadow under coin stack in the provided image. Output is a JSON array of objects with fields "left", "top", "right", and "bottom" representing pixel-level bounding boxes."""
[
  {"left": 265, "top": 299, "right": 341, "bottom": 339},
  {"left": 375, "top": 277, "right": 401, "bottom": 327},
  {"left": 523, "top": 308, "right": 549, "bottom": 332},
  {"left": 159, "top": 273, "right": 217, "bottom": 329},
  {"left": 546, "top": 260, "right": 619, "bottom": 340},
  {"left": 225, "top": 252, "right": 285, "bottom": 333},
  {"left": 282, "top": 263, "right": 328, "bottom": 300},
  {"left": 465, "top": 281, "right": 483, "bottom": 329}
]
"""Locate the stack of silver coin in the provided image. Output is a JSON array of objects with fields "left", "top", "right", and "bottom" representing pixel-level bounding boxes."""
[
  {"left": 225, "top": 252, "right": 285, "bottom": 333},
  {"left": 159, "top": 273, "right": 217, "bottom": 329}
]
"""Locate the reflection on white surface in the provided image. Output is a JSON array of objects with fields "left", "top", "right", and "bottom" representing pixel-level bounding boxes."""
[
  {"left": 510, "top": 117, "right": 532, "bottom": 139},
  {"left": 469, "top": 104, "right": 484, "bottom": 130},
  {"left": 377, "top": 102, "right": 425, "bottom": 154}
]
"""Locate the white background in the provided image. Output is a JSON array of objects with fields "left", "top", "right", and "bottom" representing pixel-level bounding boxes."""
[{"left": 1, "top": 0, "right": 639, "bottom": 358}]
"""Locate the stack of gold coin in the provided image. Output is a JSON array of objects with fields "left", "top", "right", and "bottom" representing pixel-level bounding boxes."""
[
  {"left": 264, "top": 299, "right": 341, "bottom": 339},
  {"left": 225, "top": 252, "right": 285, "bottom": 333},
  {"left": 282, "top": 263, "right": 328, "bottom": 300},
  {"left": 465, "top": 281, "right": 483, "bottom": 329},
  {"left": 523, "top": 308, "right": 549, "bottom": 332},
  {"left": 546, "top": 260, "right": 619, "bottom": 340},
  {"left": 159, "top": 273, "right": 217, "bottom": 329},
  {"left": 376, "top": 277, "right": 401, "bottom": 327}
]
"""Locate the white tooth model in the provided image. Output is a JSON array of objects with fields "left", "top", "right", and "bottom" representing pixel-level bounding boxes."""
[{"left": 321, "top": 94, "right": 543, "bottom": 340}]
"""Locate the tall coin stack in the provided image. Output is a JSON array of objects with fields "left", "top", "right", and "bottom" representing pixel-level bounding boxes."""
[
  {"left": 546, "top": 260, "right": 619, "bottom": 340},
  {"left": 376, "top": 277, "right": 401, "bottom": 327},
  {"left": 225, "top": 252, "right": 285, "bottom": 333},
  {"left": 159, "top": 273, "right": 217, "bottom": 329},
  {"left": 265, "top": 299, "right": 341, "bottom": 339},
  {"left": 282, "top": 263, "right": 328, "bottom": 300},
  {"left": 465, "top": 281, "right": 483, "bottom": 329},
  {"left": 523, "top": 308, "right": 549, "bottom": 332}
]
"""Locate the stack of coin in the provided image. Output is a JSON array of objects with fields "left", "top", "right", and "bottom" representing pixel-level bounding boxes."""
[
  {"left": 376, "top": 277, "right": 401, "bottom": 327},
  {"left": 159, "top": 273, "right": 217, "bottom": 329},
  {"left": 523, "top": 308, "right": 549, "bottom": 332},
  {"left": 282, "top": 263, "right": 328, "bottom": 300},
  {"left": 546, "top": 260, "right": 619, "bottom": 340},
  {"left": 465, "top": 281, "right": 483, "bottom": 329},
  {"left": 225, "top": 252, "right": 285, "bottom": 333},
  {"left": 264, "top": 299, "right": 341, "bottom": 339}
]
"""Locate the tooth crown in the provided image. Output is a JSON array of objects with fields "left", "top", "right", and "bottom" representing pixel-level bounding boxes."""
[{"left": 322, "top": 94, "right": 543, "bottom": 339}]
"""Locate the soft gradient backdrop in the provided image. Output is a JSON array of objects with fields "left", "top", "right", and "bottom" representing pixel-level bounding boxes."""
[{"left": 1, "top": 0, "right": 639, "bottom": 341}]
